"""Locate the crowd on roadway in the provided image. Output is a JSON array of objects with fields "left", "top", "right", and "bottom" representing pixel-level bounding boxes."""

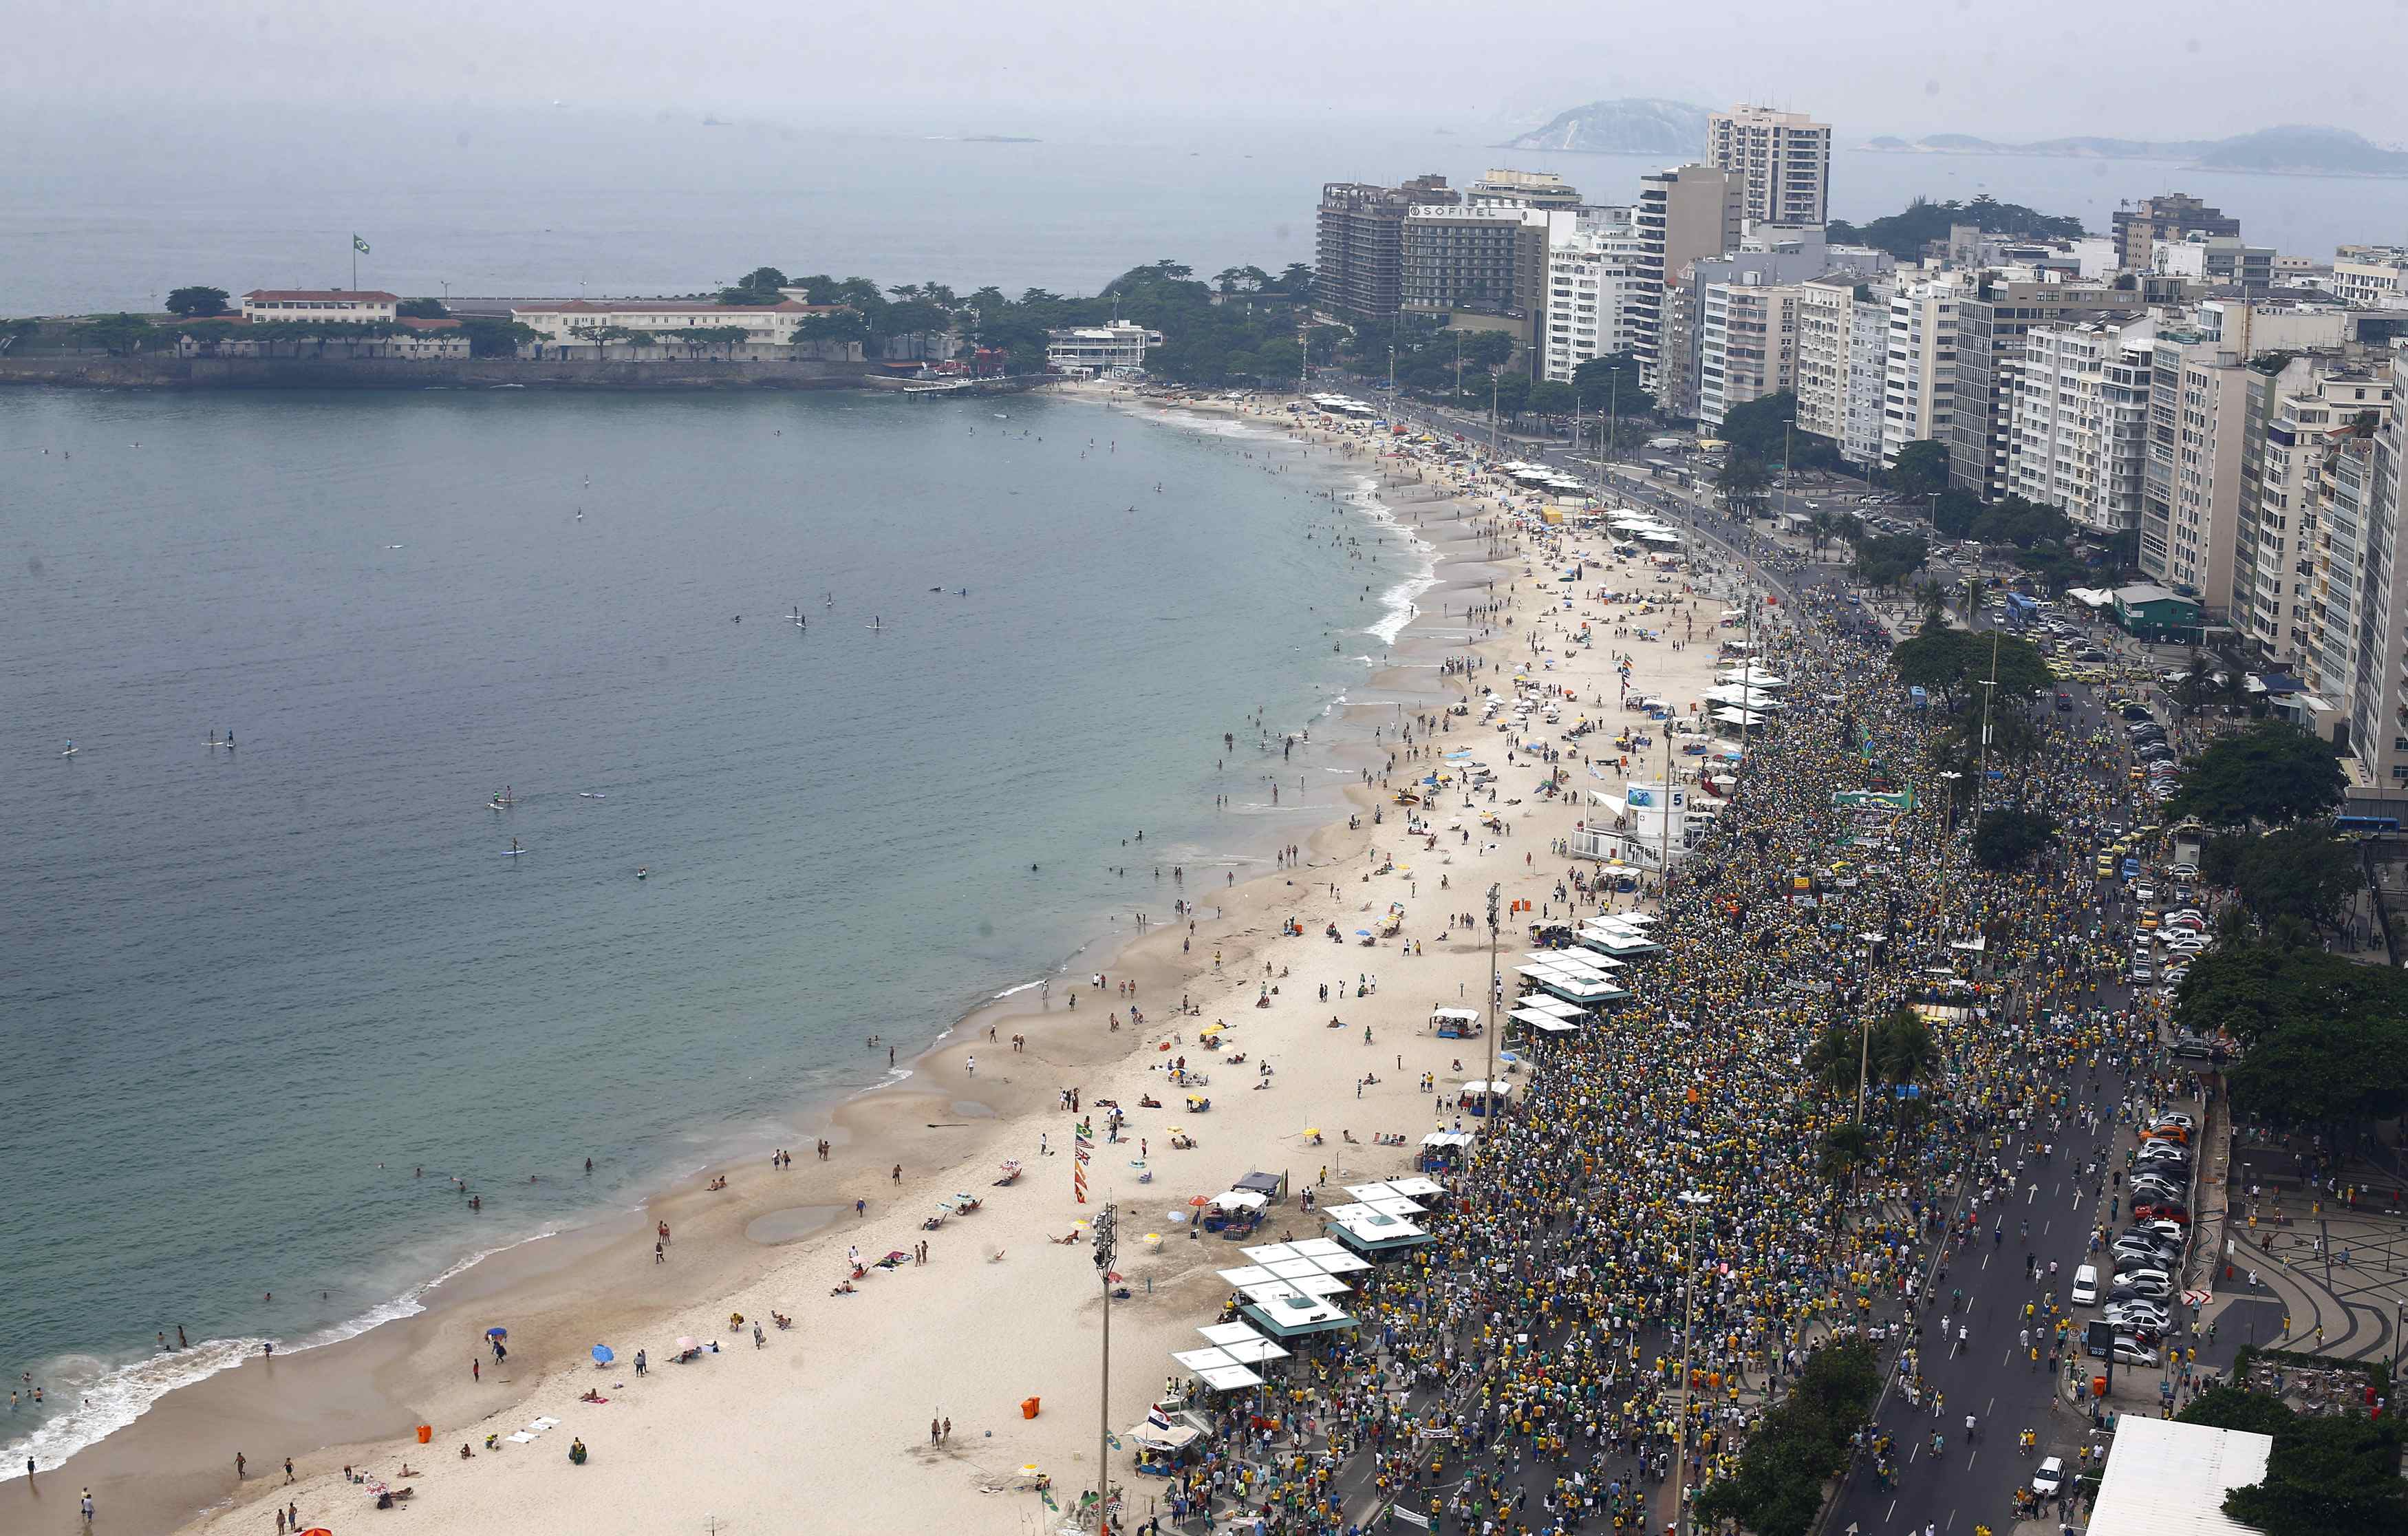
[{"left": 1148, "top": 512, "right": 2195, "bottom": 1536}]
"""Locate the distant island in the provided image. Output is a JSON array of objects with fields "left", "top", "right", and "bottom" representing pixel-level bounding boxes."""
[
  {"left": 1496, "top": 98, "right": 1710, "bottom": 156},
  {"left": 962, "top": 134, "right": 1042, "bottom": 144},
  {"left": 1862, "top": 123, "right": 2408, "bottom": 178}
]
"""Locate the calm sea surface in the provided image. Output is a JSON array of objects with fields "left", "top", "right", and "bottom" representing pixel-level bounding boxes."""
[
  {"left": 1, "top": 105, "right": 2403, "bottom": 316},
  {"left": 0, "top": 385, "right": 1421, "bottom": 1472}
]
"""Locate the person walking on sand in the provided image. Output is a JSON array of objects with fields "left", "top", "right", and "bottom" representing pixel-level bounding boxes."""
[
  {"left": 966, "top": 1054, "right": 976, "bottom": 1077},
  {"left": 80, "top": 1488, "right": 94, "bottom": 1527},
  {"left": 235, "top": 1451, "right": 247, "bottom": 1479}
]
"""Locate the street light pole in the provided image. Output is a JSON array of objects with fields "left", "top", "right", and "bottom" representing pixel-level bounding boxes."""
[
  {"left": 1093, "top": 1202, "right": 1119, "bottom": 1532},
  {"left": 1672, "top": 1189, "right": 1714, "bottom": 1536},
  {"left": 1975, "top": 630, "right": 2000, "bottom": 818},
  {"left": 1484, "top": 883, "right": 1501, "bottom": 1116}
]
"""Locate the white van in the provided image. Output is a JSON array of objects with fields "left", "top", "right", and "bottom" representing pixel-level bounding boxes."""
[{"left": 2071, "top": 1264, "right": 2099, "bottom": 1306}]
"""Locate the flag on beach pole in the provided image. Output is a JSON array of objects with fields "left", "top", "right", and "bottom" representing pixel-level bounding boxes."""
[{"left": 351, "top": 234, "right": 369, "bottom": 292}]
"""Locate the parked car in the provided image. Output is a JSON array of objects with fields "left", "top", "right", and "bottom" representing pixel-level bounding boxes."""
[
  {"left": 2131, "top": 1202, "right": 2191, "bottom": 1224},
  {"left": 2112, "top": 1337, "right": 2162, "bottom": 1367},
  {"left": 2072, "top": 1264, "right": 2099, "bottom": 1305},
  {"left": 2032, "top": 1456, "right": 2066, "bottom": 1497}
]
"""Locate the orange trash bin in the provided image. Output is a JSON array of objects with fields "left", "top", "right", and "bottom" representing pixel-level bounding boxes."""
[{"left": 1021, "top": 1397, "right": 1041, "bottom": 1419}]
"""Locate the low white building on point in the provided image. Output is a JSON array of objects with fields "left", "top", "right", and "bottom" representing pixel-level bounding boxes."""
[
  {"left": 508, "top": 295, "right": 850, "bottom": 352},
  {"left": 241, "top": 290, "right": 400, "bottom": 323},
  {"left": 1044, "top": 321, "right": 1163, "bottom": 374}
]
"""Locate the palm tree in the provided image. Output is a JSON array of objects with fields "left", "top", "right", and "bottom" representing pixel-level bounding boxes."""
[
  {"left": 1818, "top": 1122, "right": 1872, "bottom": 1188},
  {"left": 1871, "top": 1006, "right": 1940, "bottom": 1088},
  {"left": 1809, "top": 511, "right": 1837, "bottom": 558},
  {"left": 1803, "top": 1019, "right": 1860, "bottom": 1097},
  {"left": 1915, "top": 579, "right": 1950, "bottom": 626},
  {"left": 2179, "top": 648, "right": 2215, "bottom": 714}
]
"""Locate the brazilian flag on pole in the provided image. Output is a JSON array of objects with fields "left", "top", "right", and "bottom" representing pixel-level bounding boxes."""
[{"left": 353, "top": 234, "right": 370, "bottom": 254}]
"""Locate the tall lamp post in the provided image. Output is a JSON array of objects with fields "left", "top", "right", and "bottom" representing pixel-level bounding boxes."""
[
  {"left": 1484, "top": 883, "right": 1502, "bottom": 1113},
  {"left": 1671, "top": 1189, "right": 1715, "bottom": 1536},
  {"left": 1093, "top": 1202, "right": 1119, "bottom": 1532}
]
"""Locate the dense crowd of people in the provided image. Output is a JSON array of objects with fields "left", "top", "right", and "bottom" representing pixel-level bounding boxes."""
[{"left": 1136, "top": 522, "right": 2175, "bottom": 1536}]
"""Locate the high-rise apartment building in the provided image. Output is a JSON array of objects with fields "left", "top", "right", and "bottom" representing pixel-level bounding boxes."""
[
  {"left": 1657, "top": 231, "right": 1889, "bottom": 423},
  {"left": 1633, "top": 165, "right": 1743, "bottom": 401},
  {"left": 1880, "top": 276, "right": 1964, "bottom": 467},
  {"left": 2112, "top": 193, "right": 2240, "bottom": 270},
  {"left": 1792, "top": 277, "right": 1858, "bottom": 444},
  {"left": 1658, "top": 273, "right": 1701, "bottom": 425},
  {"left": 2008, "top": 315, "right": 2155, "bottom": 537},
  {"left": 2140, "top": 306, "right": 2354, "bottom": 616},
  {"left": 1947, "top": 277, "right": 2133, "bottom": 500},
  {"left": 1697, "top": 276, "right": 1804, "bottom": 431},
  {"left": 1314, "top": 174, "right": 1456, "bottom": 323},
  {"left": 2344, "top": 349, "right": 2408, "bottom": 787},
  {"left": 1540, "top": 213, "right": 1646, "bottom": 386},
  {"left": 1704, "top": 105, "right": 1832, "bottom": 227},
  {"left": 1401, "top": 204, "right": 1550, "bottom": 318},
  {"left": 1842, "top": 285, "right": 1893, "bottom": 467},
  {"left": 2242, "top": 355, "right": 2394, "bottom": 668}
]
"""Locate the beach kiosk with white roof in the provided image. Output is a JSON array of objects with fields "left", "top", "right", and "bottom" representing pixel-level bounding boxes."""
[
  {"left": 1235, "top": 1282, "right": 1357, "bottom": 1339},
  {"left": 1320, "top": 1202, "right": 1434, "bottom": 1260}
]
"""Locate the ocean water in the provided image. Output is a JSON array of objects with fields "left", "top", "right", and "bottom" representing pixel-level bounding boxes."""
[
  {"left": 0, "top": 385, "right": 1428, "bottom": 1472},
  {"left": 2, "top": 103, "right": 2403, "bottom": 317}
]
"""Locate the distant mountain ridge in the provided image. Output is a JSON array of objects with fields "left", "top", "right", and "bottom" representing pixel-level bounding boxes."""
[
  {"left": 1864, "top": 123, "right": 2408, "bottom": 178},
  {"left": 1498, "top": 99, "right": 1710, "bottom": 156}
]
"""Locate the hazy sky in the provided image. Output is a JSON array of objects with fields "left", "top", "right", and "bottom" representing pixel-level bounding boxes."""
[{"left": 10, "top": 0, "right": 2402, "bottom": 140}]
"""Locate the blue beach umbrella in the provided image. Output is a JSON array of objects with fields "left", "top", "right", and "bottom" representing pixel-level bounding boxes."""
[
  {"left": 486, "top": 1327, "right": 508, "bottom": 1338},
  {"left": 592, "top": 1344, "right": 614, "bottom": 1365}
]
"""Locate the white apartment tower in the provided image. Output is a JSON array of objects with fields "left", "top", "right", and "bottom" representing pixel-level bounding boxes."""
[
  {"left": 2008, "top": 316, "right": 2154, "bottom": 537},
  {"left": 1540, "top": 213, "right": 1646, "bottom": 386},
  {"left": 1842, "top": 281, "right": 1892, "bottom": 467},
  {"left": 1880, "top": 276, "right": 1962, "bottom": 467},
  {"left": 1706, "top": 105, "right": 1832, "bottom": 227},
  {"left": 2248, "top": 360, "right": 2394, "bottom": 669},
  {"left": 1697, "top": 276, "right": 1803, "bottom": 431},
  {"left": 1791, "top": 277, "right": 1856, "bottom": 445}
]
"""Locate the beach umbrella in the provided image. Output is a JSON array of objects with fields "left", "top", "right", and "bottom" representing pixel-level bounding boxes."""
[
  {"left": 1187, "top": 1194, "right": 1212, "bottom": 1206},
  {"left": 591, "top": 1345, "right": 614, "bottom": 1365},
  {"left": 676, "top": 1336, "right": 698, "bottom": 1352},
  {"left": 486, "top": 1327, "right": 508, "bottom": 1338}
]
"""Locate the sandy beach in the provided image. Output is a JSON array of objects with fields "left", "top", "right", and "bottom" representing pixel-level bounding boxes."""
[{"left": 13, "top": 385, "right": 1752, "bottom": 1536}]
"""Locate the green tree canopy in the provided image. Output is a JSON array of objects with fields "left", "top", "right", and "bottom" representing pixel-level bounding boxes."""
[
  {"left": 1716, "top": 454, "right": 1772, "bottom": 512},
  {"left": 1719, "top": 390, "right": 1847, "bottom": 472},
  {"left": 718, "top": 266, "right": 789, "bottom": 306},
  {"left": 1852, "top": 531, "right": 1931, "bottom": 589},
  {"left": 2177, "top": 1387, "right": 2408, "bottom": 1536},
  {"left": 2175, "top": 942, "right": 2408, "bottom": 1124},
  {"left": 1972, "top": 808, "right": 2060, "bottom": 871},
  {"left": 165, "top": 286, "right": 230, "bottom": 317},
  {"left": 2208, "top": 823, "right": 2360, "bottom": 937},
  {"left": 459, "top": 318, "right": 539, "bottom": 357},
  {"left": 1891, "top": 626, "right": 2050, "bottom": 709},
  {"left": 1571, "top": 350, "right": 1643, "bottom": 405},
  {"left": 1888, "top": 439, "right": 1950, "bottom": 499},
  {"left": 396, "top": 297, "right": 449, "bottom": 319},
  {"left": 1694, "top": 1342, "right": 1880, "bottom": 1536},
  {"left": 1826, "top": 194, "right": 2085, "bottom": 262},
  {"left": 79, "top": 313, "right": 153, "bottom": 354},
  {"left": 2166, "top": 723, "right": 2347, "bottom": 826}
]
